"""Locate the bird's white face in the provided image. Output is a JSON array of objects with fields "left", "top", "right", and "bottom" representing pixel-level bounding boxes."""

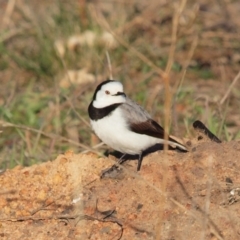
[{"left": 93, "top": 81, "right": 126, "bottom": 108}]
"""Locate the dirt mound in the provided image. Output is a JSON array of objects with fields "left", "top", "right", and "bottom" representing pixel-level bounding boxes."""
[{"left": 0, "top": 136, "right": 240, "bottom": 239}]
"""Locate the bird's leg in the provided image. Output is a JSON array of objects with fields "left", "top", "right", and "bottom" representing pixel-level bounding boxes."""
[
  {"left": 117, "top": 153, "right": 126, "bottom": 165},
  {"left": 137, "top": 152, "right": 143, "bottom": 171}
]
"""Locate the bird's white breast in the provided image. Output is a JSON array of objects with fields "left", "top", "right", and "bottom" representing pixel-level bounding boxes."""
[{"left": 90, "top": 108, "right": 159, "bottom": 155}]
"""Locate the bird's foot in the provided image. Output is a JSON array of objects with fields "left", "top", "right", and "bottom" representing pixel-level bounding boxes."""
[
  {"left": 100, "top": 154, "right": 127, "bottom": 179},
  {"left": 100, "top": 164, "right": 122, "bottom": 179}
]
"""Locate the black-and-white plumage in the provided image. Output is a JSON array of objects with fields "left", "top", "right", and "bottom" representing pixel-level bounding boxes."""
[{"left": 88, "top": 80, "right": 187, "bottom": 171}]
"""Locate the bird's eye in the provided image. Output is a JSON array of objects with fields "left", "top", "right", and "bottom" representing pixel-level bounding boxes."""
[{"left": 105, "top": 90, "right": 110, "bottom": 95}]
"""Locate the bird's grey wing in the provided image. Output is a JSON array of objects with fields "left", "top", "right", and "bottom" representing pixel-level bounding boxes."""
[
  {"left": 120, "top": 97, "right": 151, "bottom": 122},
  {"left": 120, "top": 98, "right": 186, "bottom": 149},
  {"left": 120, "top": 97, "right": 165, "bottom": 139}
]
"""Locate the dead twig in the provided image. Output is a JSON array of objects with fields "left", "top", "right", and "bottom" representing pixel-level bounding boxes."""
[
  {"left": 0, "top": 120, "right": 102, "bottom": 155},
  {"left": 0, "top": 212, "right": 124, "bottom": 240},
  {"left": 176, "top": 35, "right": 199, "bottom": 94},
  {"left": 157, "top": 0, "right": 188, "bottom": 238},
  {"left": 165, "top": 0, "right": 187, "bottom": 74},
  {"left": 220, "top": 70, "right": 240, "bottom": 105},
  {"left": 105, "top": 51, "right": 113, "bottom": 79},
  {"left": 63, "top": 94, "right": 91, "bottom": 128},
  {"left": 0, "top": 26, "right": 32, "bottom": 43},
  {"left": 1, "top": 0, "right": 16, "bottom": 28},
  {"left": 30, "top": 200, "right": 55, "bottom": 216}
]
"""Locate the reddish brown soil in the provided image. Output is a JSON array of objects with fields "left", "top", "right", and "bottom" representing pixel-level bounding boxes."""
[{"left": 0, "top": 133, "right": 240, "bottom": 239}]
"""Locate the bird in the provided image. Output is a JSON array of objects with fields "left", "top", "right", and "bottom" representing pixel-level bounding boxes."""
[{"left": 88, "top": 80, "right": 187, "bottom": 171}]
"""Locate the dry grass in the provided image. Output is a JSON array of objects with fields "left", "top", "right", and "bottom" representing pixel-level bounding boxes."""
[{"left": 0, "top": 0, "right": 240, "bottom": 239}]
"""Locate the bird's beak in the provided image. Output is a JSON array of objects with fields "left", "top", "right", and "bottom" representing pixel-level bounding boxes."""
[{"left": 114, "top": 92, "right": 126, "bottom": 97}]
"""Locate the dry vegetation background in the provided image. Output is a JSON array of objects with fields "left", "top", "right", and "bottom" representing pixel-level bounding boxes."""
[
  {"left": 0, "top": 0, "right": 240, "bottom": 167},
  {"left": 0, "top": 1, "right": 240, "bottom": 239}
]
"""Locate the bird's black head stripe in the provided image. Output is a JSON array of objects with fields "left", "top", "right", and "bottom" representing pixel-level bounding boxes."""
[
  {"left": 113, "top": 92, "right": 126, "bottom": 97},
  {"left": 92, "top": 80, "right": 117, "bottom": 100}
]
